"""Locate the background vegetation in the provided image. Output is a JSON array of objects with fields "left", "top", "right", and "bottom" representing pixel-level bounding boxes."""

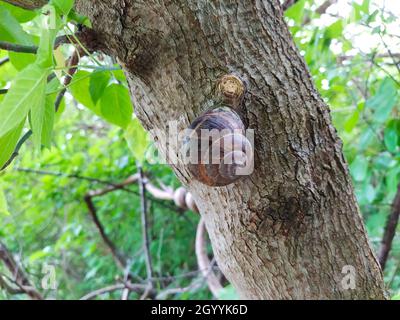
[{"left": 0, "top": 0, "right": 399, "bottom": 299}]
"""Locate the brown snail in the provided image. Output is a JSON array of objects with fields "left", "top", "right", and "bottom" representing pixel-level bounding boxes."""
[{"left": 182, "top": 74, "right": 254, "bottom": 187}]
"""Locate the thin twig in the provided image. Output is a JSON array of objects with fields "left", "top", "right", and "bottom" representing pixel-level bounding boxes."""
[
  {"left": 84, "top": 195, "right": 127, "bottom": 270},
  {"left": 0, "top": 242, "right": 43, "bottom": 300},
  {"left": 195, "top": 218, "right": 223, "bottom": 298},
  {"left": 138, "top": 165, "right": 154, "bottom": 297},
  {"left": 55, "top": 50, "right": 80, "bottom": 112},
  {"left": 0, "top": 36, "right": 72, "bottom": 55},
  {"left": 0, "top": 41, "right": 38, "bottom": 54},
  {"left": 80, "top": 282, "right": 151, "bottom": 300}
]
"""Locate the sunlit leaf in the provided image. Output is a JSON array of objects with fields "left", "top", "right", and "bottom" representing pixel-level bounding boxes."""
[
  {"left": 100, "top": 84, "right": 132, "bottom": 129},
  {"left": 0, "top": 120, "right": 24, "bottom": 169},
  {"left": 0, "top": 64, "right": 49, "bottom": 137},
  {"left": 124, "top": 118, "right": 149, "bottom": 162},
  {"left": 89, "top": 71, "right": 111, "bottom": 104}
]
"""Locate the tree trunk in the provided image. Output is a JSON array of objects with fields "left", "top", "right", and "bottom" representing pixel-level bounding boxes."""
[{"left": 74, "top": 0, "right": 386, "bottom": 299}]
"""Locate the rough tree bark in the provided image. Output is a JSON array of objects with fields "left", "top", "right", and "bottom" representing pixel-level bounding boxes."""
[
  {"left": 7, "top": 0, "right": 386, "bottom": 299},
  {"left": 72, "top": 0, "right": 386, "bottom": 299}
]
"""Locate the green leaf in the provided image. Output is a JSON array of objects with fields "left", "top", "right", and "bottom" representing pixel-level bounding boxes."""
[
  {"left": 0, "top": 2, "right": 37, "bottom": 23},
  {"left": 69, "top": 70, "right": 101, "bottom": 116},
  {"left": 9, "top": 52, "right": 36, "bottom": 71},
  {"left": 36, "top": 5, "right": 61, "bottom": 68},
  {"left": 384, "top": 120, "right": 398, "bottom": 153},
  {"left": 52, "top": 0, "right": 74, "bottom": 16},
  {"left": 30, "top": 89, "right": 49, "bottom": 149},
  {"left": 325, "top": 20, "right": 343, "bottom": 39},
  {"left": 89, "top": 71, "right": 111, "bottom": 104},
  {"left": 0, "top": 120, "right": 24, "bottom": 169},
  {"left": 0, "top": 6, "right": 33, "bottom": 44},
  {"left": 344, "top": 111, "right": 359, "bottom": 133},
  {"left": 124, "top": 118, "right": 149, "bottom": 162},
  {"left": 0, "top": 6, "right": 35, "bottom": 70},
  {"left": 100, "top": 84, "right": 133, "bottom": 129},
  {"left": 0, "top": 5, "right": 36, "bottom": 70},
  {"left": 42, "top": 97, "right": 55, "bottom": 148},
  {"left": 68, "top": 10, "right": 91, "bottom": 27},
  {"left": 367, "top": 77, "right": 398, "bottom": 123},
  {"left": 285, "top": 0, "right": 306, "bottom": 24},
  {"left": 350, "top": 156, "right": 369, "bottom": 181},
  {"left": 0, "top": 64, "right": 49, "bottom": 137},
  {"left": 0, "top": 182, "right": 9, "bottom": 216}
]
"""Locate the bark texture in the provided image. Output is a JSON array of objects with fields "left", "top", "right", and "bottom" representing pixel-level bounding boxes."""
[{"left": 74, "top": 0, "right": 386, "bottom": 299}]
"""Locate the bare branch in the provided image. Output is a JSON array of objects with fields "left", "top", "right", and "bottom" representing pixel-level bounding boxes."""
[
  {"left": 137, "top": 166, "right": 154, "bottom": 295},
  {"left": 84, "top": 195, "right": 127, "bottom": 270},
  {"left": 0, "top": 242, "right": 43, "bottom": 300},
  {"left": 0, "top": 41, "right": 38, "bottom": 54},
  {"left": 379, "top": 183, "right": 400, "bottom": 270},
  {"left": 195, "top": 218, "right": 223, "bottom": 298},
  {"left": 55, "top": 49, "right": 80, "bottom": 112},
  {"left": 80, "top": 282, "right": 151, "bottom": 300}
]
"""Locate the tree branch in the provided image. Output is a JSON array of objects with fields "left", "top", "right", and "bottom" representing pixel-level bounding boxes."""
[
  {"left": 195, "top": 218, "right": 223, "bottom": 298},
  {"left": 378, "top": 183, "right": 400, "bottom": 270},
  {"left": 79, "top": 282, "right": 151, "bottom": 300},
  {"left": 84, "top": 195, "right": 127, "bottom": 270},
  {"left": 0, "top": 241, "right": 43, "bottom": 300},
  {"left": 137, "top": 166, "right": 154, "bottom": 297},
  {"left": 0, "top": 41, "right": 38, "bottom": 54},
  {"left": 1, "top": 0, "right": 47, "bottom": 10}
]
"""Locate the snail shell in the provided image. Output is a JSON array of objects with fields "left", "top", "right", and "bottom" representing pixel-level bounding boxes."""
[{"left": 183, "top": 105, "right": 254, "bottom": 187}]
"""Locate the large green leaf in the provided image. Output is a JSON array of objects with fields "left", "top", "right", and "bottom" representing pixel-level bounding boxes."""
[
  {"left": 0, "top": 2, "right": 37, "bottom": 23},
  {"left": 30, "top": 89, "right": 47, "bottom": 149},
  {"left": 69, "top": 70, "right": 101, "bottom": 116},
  {"left": 100, "top": 84, "right": 133, "bottom": 129},
  {"left": 0, "top": 120, "right": 24, "bottom": 169},
  {"left": 0, "top": 6, "right": 36, "bottom": 70},
  {"left": 0, "top": 64, "right": 49, "bottom": 137},
  {"left": 0, "top": 6, "right": 32, "bottom": 43},
  {"left": 41, "top": 96, "right": 55, "bottom": 148},
  {"left": 52, "top": 0, "right": 74, "bottom": 16},
  {"left": 36, "top": 6, "right": 60, "bottom": 68},
  {"left": 89, "top": 71, "right": 111, "bottom": 104}
]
